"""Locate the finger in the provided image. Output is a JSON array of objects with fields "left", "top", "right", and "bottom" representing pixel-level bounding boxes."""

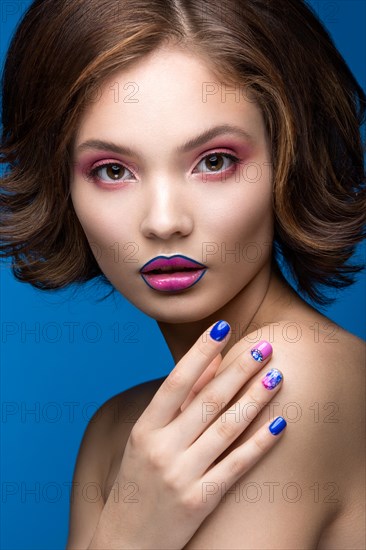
[
  {"left": 200, "top": 416, "right": 287, "bottom": 512},
  {"left": 137, "top": 321, "right": 231, "bottom": 429},
  {"left": 180, "top": 353, "right": 222, "bottom": 412},
  {"left": 169, "top": 340, "right": 273, "bottom": 448},
  {"left": 187, "top": 366, "right": 284, "bottom": 477}
]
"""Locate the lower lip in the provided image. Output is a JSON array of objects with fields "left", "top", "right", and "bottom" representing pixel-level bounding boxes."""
[{"left": 140, "top": 269, "right": 207, "bottom": 292}]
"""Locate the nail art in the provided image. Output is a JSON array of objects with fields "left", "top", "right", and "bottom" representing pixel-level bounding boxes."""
[
  {"left": 261, "top": 368, "right": 283, "bottom": 389},
  {"left": 210, "top": 320, "right": 230, "bottom": 341},
  {"left": 250, "top": 340, "right": 272, "bottom": 362},
  {"left": 269, "top": 416, "right": 287, "bottom": 435}
]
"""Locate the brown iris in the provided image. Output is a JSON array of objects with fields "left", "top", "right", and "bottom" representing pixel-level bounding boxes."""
[
  {"left": 204, "top": 154, "right": 224, "bottom": 172},
  {"left": 106, "top": 164, "right": 125, "bottom": 180}
]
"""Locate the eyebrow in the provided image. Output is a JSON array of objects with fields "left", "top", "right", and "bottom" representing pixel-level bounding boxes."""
[{"left": 75, "top": 124, "right": 255, "bottom": 157}]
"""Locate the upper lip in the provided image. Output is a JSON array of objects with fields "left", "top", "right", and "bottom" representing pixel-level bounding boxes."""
[{"left": 140, "top": 254, "right": 207, "bottom": 274}]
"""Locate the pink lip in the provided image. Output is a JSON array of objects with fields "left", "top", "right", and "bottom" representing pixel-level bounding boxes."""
[
  {"left": 140, "top": 255, "right": 206, "bottom": 273},
  {"left": 140, "top": 255, "right": 207, "bottom": 292}
]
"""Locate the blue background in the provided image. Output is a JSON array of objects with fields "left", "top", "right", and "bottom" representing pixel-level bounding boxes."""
[{"left": 0, "top": 1, "right": 365, "bottom": 548}]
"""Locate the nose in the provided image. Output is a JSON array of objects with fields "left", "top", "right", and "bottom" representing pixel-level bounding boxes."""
[{"left": 140, "top": 179, "right": 193, "bottom": 240}]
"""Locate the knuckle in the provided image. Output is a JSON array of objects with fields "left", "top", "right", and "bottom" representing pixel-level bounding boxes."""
[
  {"left": 241, "top": 397, "right": 262, "bottom": 422},
  {"left": 245, "top": 388, "right": 263, "bottom": 409},
  {"left": 228, "top": 451, "right": 246, "bottom": 477},
  {"left": 253, "top": 429, "right": 270, "bottom": 453},
  {"left": 215, "top": 418, "right": 238, "bottom": 440},
  {"left": 201, "top": 387, "right": 222, "bottom": 408},
  {"left": 162, "top": 469, "right": 184, "bottom": 492},
  {"left": 195, "top": 337, "right": 215, "bottom": 362},
  {"left": 231, "top": 358, "right": 252, "bottom": 383},
  {"left": 181, "top": 490, "right": 204, "bottom": 515},
  {"left": 146, "top": 445, "right": 170, "bottom": 470},
  {"left": 129, "top": 424, "right": 145, "bottom": 447},
  {"left": 162, "top": 368, "right": 187, "bottom": 393}
]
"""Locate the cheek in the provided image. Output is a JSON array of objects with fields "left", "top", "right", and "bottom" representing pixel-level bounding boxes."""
[
  {"left": 202, "top": 183, "right": 273, "bottom": 269},
  {"left": 210, "top": 189, "right": 273, "bottom": 244},
  {"left": 71, "top": 183, "right": 122, "bottom": 242},
  {"left": 72, "top": 203, "right": 141, "bottom": 280},
  {"left": 70, "top": 188, "right": 120, "bottom": 265}
]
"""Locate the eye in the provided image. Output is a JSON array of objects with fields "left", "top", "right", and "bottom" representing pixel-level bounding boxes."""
[
  {"left": 86, "top": 151, "right": 241, "bottom": 186},
  {"left": 87, "top": 162, "right": 135, "bottom": 184},
  {"left": 193, "top": 152, "right": 241, "bottom": 175}
]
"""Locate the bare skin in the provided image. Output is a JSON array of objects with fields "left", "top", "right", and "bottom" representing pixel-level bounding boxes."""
[
  {"left": 67, "top": 44, "right": 365, "bottom": 548},
  {"left": 66, "top": 270, "right": 365, "bottom": 549}
]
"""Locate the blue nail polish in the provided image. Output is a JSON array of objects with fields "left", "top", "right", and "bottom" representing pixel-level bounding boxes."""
[
  {"left": 210, "top": 320, "right": 230, "bottom": 341},
  {"left": 269, "top": 416, "right": 287, "bottom": 435}
]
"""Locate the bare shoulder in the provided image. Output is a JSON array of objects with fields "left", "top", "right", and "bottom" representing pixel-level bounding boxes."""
[
  {"left": 186, "top": 317, "right": 365, "bottom": 549},
  {"left": 80, "top": 375, "right": 166, "bottom": 473},
  {"left": 74, "top": 377, "right": 166, "bottom": 485},
  {"left": 265, "top": 317, "right": 365, "bottom": 421},
  {"left": 97, "top": 377, "right": 166, "bottom": 500},
  {"left": 65, "top": 377, "right": 165, "bottom": 548},
  {"left": 260, "top": 317, "right": 365, "bottom": 469},
  {"left": 223, "top": 315, "right": 365, "bottom": 460},
  {"left": 222, "top": 313, "right": 365, "bottom": 403},
  {"left": 98, "top": 375, "right": 166, "bottom": 433},
  {"left": 258, "top": 318, "right": 365, "bottom": 548}
]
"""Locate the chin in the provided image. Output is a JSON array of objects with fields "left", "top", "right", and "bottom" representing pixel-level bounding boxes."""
[
  {"left": 125, "top": 295, "right": 219, "bottom": 324},
  {"left": 150, "top": 310, "right": 211, "bottom": 324},
  {"left": 138, "top": 307, "right": 203, "bottom": 324},
  {"left": 114, "top": 278, "right": 239, "bottom": 323}
]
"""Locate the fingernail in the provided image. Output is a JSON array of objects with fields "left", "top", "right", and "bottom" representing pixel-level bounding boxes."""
[
  {"left": 269, "top": 416, "right": 287, "bottom": 435},
  {"left": 210, "top": 320, "right": 230, "bottom": 341},
  {"left": 262, "top": 368, "right": 283, "bottom": 389},
  {"left": 250, "top": 340, "right": 272, "bottom": 362}
]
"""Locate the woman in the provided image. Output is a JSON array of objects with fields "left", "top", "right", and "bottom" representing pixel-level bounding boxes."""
[{"left": 1, "top": 0, "right": 365, "bottom": 548}]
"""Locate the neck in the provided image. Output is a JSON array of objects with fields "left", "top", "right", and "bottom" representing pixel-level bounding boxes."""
[{"left": 157, "top": 259, "right": 298, "bottom": 363}]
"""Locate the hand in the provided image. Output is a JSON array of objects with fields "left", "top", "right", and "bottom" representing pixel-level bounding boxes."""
[{"left": 89, "top": 320, "right": 286, "bottom": 549}]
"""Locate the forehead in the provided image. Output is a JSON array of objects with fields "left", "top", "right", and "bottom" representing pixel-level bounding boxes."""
[{"left": 74, "top": 46, "right": 266, "bottom": 153}]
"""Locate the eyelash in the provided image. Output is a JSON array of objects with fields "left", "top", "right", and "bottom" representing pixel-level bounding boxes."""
[{"left": 86, "top": 151, "right": 242, "bottom": 186}]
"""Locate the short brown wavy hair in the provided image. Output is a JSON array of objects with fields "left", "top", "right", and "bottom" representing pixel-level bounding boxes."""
[{"left": 1, "top": 0, "right": 365, "bottom": 305}]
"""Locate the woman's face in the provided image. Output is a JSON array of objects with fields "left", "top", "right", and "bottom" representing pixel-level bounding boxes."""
[{"left": 70, "top": 45, "right": 274, "bottom": 322}]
